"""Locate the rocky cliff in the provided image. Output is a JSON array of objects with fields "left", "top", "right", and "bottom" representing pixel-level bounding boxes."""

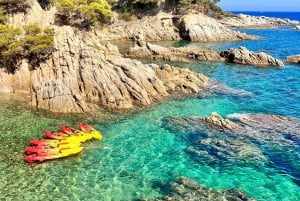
[
  {"left": 97, "top": 12, "right": 256, "bottom": 42},
  {"left": 0, "top": 26, "right": 212, "bottom": 113}
]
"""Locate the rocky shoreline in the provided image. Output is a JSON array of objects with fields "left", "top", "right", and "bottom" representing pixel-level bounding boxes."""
[
  {"left": 0, "top": 0, "right": 299, "bottom": 114},
  {"left": 127, "top": 41, "right": 284, "bottom": 67},
  {"left": 219, "top": 14, "right": 299, "bottom": 28}
]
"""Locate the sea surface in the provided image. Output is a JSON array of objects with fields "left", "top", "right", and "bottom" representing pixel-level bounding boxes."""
[
  {"left": 231, "top": 11, "right": 300, "bottom": 21},
  {"left": 1, "top": 22, "right": 300, "bottom": 200}
]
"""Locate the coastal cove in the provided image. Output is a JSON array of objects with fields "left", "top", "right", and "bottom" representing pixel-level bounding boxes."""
[{"left": 1, "top": 24, "right": 300, "bottom": 201}]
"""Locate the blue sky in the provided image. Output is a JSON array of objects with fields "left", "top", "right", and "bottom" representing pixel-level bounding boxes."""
[{"left": 217, "top": 0, "right": 300, "bottom": 11}]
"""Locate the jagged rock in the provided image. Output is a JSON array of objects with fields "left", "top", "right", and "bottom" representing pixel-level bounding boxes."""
[
  {"left": 286, "top": 55, "right": 300, "bottom": 64},
  {"left": 192, "top": 112, "right": 240, "bottom": 131},
  {"left": 126, "top": 41, "right": 224, "bottom": 62},
  {"left": 219, "top": 14, "right": 299, "bottom": 28},
  {"left": 179, "top": 14, "right": 256, "bottom": 42},
  {"left": 220, "top": 47, "right": 284, "bottom": 67},
  {"left": 147, "top": 177, "right": 256, "bottom": 201}
]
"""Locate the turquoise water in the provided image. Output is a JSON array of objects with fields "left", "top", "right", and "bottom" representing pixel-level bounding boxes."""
[{"left": 1, "top": 27, "right": 300, "bottom": 201}]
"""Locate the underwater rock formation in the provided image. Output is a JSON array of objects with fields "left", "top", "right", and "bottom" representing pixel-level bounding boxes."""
[{"left": 149, "top": 177, "right": 256, "bottom": 201}]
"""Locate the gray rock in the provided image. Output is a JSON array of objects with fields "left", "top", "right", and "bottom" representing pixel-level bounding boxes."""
[
  {"left": 220, "top": 47, "right": 284, "bottom": 67},
  {"left": 286, "top": 55, "right": 300, "bottom": 64}
]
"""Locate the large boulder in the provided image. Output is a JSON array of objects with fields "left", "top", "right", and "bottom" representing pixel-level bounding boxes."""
[
  {"left": 220, "top": 47, "right": 284, "bottom": 67},
  {"left": 179, "top": 14, "right": 256, "bottom": 42}
]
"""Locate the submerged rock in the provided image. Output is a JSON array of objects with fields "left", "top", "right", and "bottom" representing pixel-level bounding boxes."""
[
  {"left": 286, "top": 55, "right": 300, "bottom": 64},
  {"left": 148, "top": 177, "right": 256, "bottom": 201},
  {"left": 163, "top": 113, "right": 300, "bottom": 179},
  {"left": 220, "top": 47, "right": 284, "bottom": 67}
]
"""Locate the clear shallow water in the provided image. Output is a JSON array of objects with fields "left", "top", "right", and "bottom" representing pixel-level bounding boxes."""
[{"left": 1, "top": 27, "right": 300, "bottom": 201}]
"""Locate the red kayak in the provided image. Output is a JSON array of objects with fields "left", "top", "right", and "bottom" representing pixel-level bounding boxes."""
[
  {"left": 25, "top": 147, "right": 83, "bottom": 163},
  {"left": 60, "top": 125, "right": 76, "bottom": 134},
  {"left": 30, "top": 139, "right": 60, "bottom": 146},
  {"left": 25, "top": 146, "right": 61, "bottom": 155},
  {"left": 44, "top": 131, "right": 69, "bottom": 140},
  {"left": 79, "top": 122, "right": 93, "bottom": 132}
]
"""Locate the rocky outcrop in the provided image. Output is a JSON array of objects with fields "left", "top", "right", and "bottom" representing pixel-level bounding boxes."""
[
  {"left": 220, "top": 47, "right": 284, "bottom": 67},
  {"left": 179, "top": 14, "right": 256, "bottom": 41},
  {"left": 149, "top": 177, "right": 256, "bottom": 201},
  {"left": 126, "top": 40, "right": 224, "bottom": 63},
  {"left": 295, "top": 25, "right": 300, "bottom": 30},
  {"left": 127, "top": 42, "right": 284, "bottom": 67},
  {"left": 1, "top": 26, "right": 214, "bottom": 113},
  {"left": 286, "top": 55, "right": 300, "bottom": 64},
  {"left": 219, "top": 14, "right": 299, "bottom": 28},
  {"left": 96, "top": 12, "right": 256, "bottom": 42},
  {"left": 193, "top": 112, "right": 240, "bottom": 131}
]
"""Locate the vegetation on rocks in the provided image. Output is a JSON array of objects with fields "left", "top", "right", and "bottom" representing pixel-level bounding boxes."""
[
  {"left": 55, "top": 0, "right": 113, "bottom": 27},
  {"left": 0, "top": 0, "right": 31, "bottom": 13},
  {"left": 0, "top": 24, "right": 54, "bottom": 72}
]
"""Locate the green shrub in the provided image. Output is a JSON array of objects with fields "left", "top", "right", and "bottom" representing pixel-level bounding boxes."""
[
  {"left": 0, "top": 24, "right": 54, "bottom": 72},
  {"left": 56, "top": 0, "right": 113, "bottom": 27}
]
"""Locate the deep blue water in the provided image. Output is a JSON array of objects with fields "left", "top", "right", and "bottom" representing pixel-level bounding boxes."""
[
  {"left": 231, "top": 11, "right": 300, "bottom": 21},
  {"left": 0, "top": 27, "right": 300, "bottom": 200}
]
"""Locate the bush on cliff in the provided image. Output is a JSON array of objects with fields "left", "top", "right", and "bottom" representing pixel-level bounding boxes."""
[
  {"left": 0, "top": 24, "right": 54, "bottom": 72},
  {"left": 178, "top": 0, "right": 223, "bottom": 15},
  {"left": 56, "top": 0, "right": 113, "bottom": 28},
  {"left": 0, "top": 0, "right": 31, "bottom": 13}
]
